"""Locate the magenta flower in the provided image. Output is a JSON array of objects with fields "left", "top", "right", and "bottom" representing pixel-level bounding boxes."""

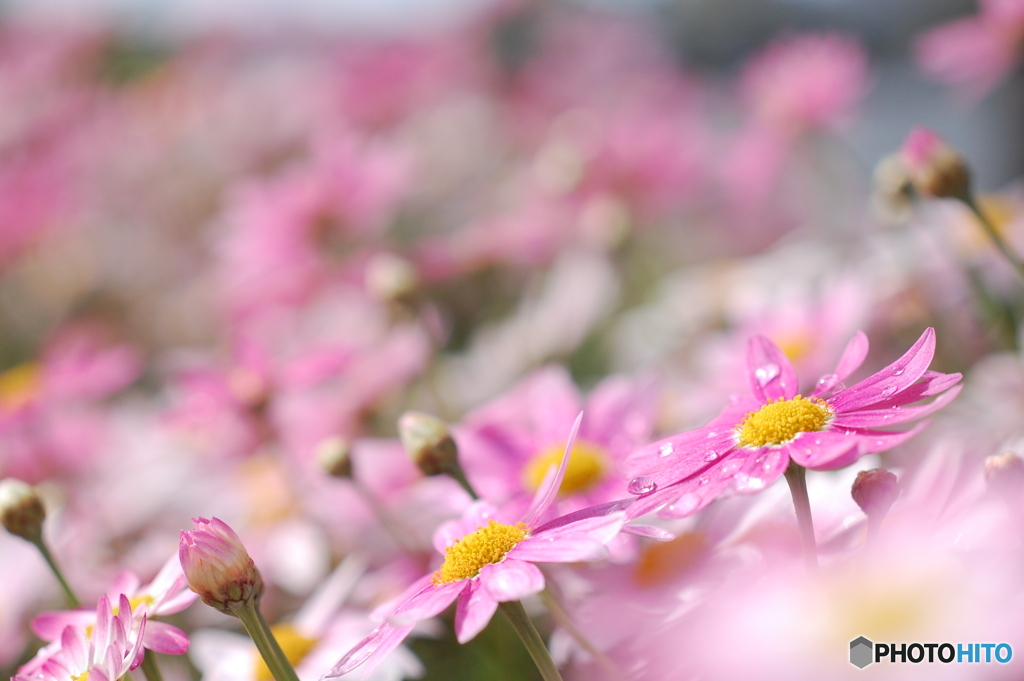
[
  {"left": 324, "top": 415, "right": 626, "bottom": 679},
  {"left": 626, "top": 328, "right": 962, "bottom": 519},
  {"left": 179, "top": 517, "right": 264, "bottom": 614}
]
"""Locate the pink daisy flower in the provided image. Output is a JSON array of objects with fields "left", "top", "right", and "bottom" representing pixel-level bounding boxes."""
[
  {"left": 323, "top": 415, "right": 626, "bottom": 679},
  {"left": 626, "top": 328, "right": 962, "bottom": 519}
]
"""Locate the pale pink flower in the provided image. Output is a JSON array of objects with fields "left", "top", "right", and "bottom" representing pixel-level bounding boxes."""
[
  {"left": 324, "top": 415, "right": 626, "bottom": 679},
  {"left": 15, "top": 594, "right": 147, "bottom": 681},
  {"left": 31, "top": 554, "right": 196, "bottom": 659},
  {"left": 179, "top": 517, "right": 263, "bottom": 614},
  {"left": 627, "top": 328, "right": 962, "bottom": 519}
]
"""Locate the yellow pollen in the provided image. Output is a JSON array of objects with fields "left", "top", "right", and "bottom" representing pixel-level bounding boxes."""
[
  {"left": 254, "top": 624, "right": 318, "bottom": 681},
  {"left": 0, "top": 362, "right": 41, "bottom": 410},
  {"left": 523, "top": 442, "right": 608, "bottom": 495},
  {"left": 736, "top": 395, "right": 831, "bottom": 448},
  {"left": 432, "top": 520, "right": 528, "bottom": 585},
  {"left": 71, "top": 673, "right": 89, "bottom": 681}
]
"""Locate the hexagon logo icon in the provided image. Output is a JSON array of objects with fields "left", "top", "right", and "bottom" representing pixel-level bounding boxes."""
[{"left": 850, "top": 636, "right": 874, "bottom": 669}]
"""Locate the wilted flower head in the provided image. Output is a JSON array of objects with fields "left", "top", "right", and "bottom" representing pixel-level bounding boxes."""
[
  {"left": 0, "top": 478, "right": 45, "bottom": 542},
  {"left": 899, "top": 126, "right": 971, "bottom": 200},
  {"left": 179, "top": 517, "right": 264, "bottom": 615}
]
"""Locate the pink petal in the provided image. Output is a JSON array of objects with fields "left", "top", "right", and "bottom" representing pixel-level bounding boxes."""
[
  {"left": 839, "top": 422, "right": 930, "bottom": 454},
  {"left": 532, "top": 499, "right": 633, "bottom": 535},
  {"left": 523, "top": 412, "right": 583, "bottom": 527},
  {"left": 529, "top": 511, "right": 625, "bottom": 546},
  {"left": 387, "top": 581, "right": 464, "bottom": 626},
  {"left": 746, "top": 335, "right": 798, "bottom": 403},
  {"left": 831, "top": 385, "right": 962, "bottom": 428},
  {"left": 860, "top": 370, "right": 962, "bottom": 409},
  {"left": 621, "top": 525, "right": 676, "bottom": 541},
  {"left": 454, "top": 579, "right": 499, "bottom": 644},
  {"left": 786, "top": 431, "right": 860, "bottom": 469},
  {"left": 480, "top": 559, "right": 545, "bottom": 602},
  {"left": 31, "top": 611, "right": 94, "bottom": 641},
  {"left": 526, "top": 366, "right": 585, "bottom": 446},
  {"left": 812, "top": 331, "right": 868, "bottom": 397},
  {"left": 829, "top": 328, "right": 937, "bottom": 412},
  {"left": 628, "top": 428, "right": 740, "bottom": 489},
  {"left": 508, "top": 535, "right": 607, "bottom": 563},
  {"left": 323, "top": 623, "right": 416, "bottom": 679},
  {"left": 142, "top": 621, "right": 190, "bottom": 655},
  {"left": 581, "top": 373, "right": 659, "bottom": 449}
]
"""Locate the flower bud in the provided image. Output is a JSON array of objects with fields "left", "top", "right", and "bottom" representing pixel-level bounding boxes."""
[
  {"left": 0, "top": 478, "right": 46, "bottom": 543},
  {"left": 899, "top": 126, "right": 971, "bottom": 201},
  {"left": 398, "top": 411, "right": 458, "bottom": 477},
  {"left": 851, "top": 468, "right": 900, "bottom": 520},
  {"left": 316, "top": 436, "right": 353, "bottom": 479},
  {"left": 365, "top": 253, "right": 419, "bottom": 306},
  {"left": 179, "top": 517, "right": 263, "bottom": 615},
  {"left": 984, "top": 452, "right": 1024, "bottom": 501}
]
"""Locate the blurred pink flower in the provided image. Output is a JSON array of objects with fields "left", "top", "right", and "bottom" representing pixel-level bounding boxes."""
[
  {"left": 916, "top": 0, "right": 1024, "bottom": 98},
  {"left": 627, "top": 328, "right": 962, "bottom": 519},
  {"left": 325, "top": 416, "right": 626, "bottom": 679}
]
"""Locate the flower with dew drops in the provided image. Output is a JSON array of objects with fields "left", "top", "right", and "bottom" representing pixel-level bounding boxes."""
[
  {"left": 625, "top": 328, "right": 961, "bottom": 519},
  {"left": 323, "top": 413, "right": 626, "bottom": 679}
]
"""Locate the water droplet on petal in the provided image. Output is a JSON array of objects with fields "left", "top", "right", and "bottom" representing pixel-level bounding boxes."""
[
  {"left": 718, "top": 460, "right": 741, "bottom": 479},
  {"left": 698, "top": 476, "right": 710, "bottom": 486},
  {"left": 628, "top": 476, "right": 658, "bottom": 495},
  {"left": 893, "top": 368, "right": 905, "bottom": 376},
  {"left": 707, "top": 431, "right": 718, "bottom": 439},
  {"left": 668, "top": 493, "right": 700, "bottom": 516},
  {"left": 658, "top": 443, "right": 674, "bottom": 457},
  {"left": 703, "top": 451, "right": 719, "bottom": 463},
  {"left": 755, "top": 363, "right": 780, "bottom": 387},
  {"left": 880, "top": 384, "right": 899, "bottom": 397}
]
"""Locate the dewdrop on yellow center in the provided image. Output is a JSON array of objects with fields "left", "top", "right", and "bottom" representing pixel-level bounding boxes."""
[
  {"left": 254, "top": 624, "right": 318, "bottom": 681},
  {"left": 523, "top": 442, "right": 608, "bottom": 495},
  {"left": 432, "top": 520, "right": 529, "bottom": 585},
  {"left": 736, "top": 395, "right": 832, "bottom": 448}
]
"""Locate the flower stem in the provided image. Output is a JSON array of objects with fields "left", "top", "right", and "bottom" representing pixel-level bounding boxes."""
[
  {"left": 963, "top": 195, "right": 1024, "bottom": 285},
  {"left": 231, "top": 598, "right": 301, "bottom": 681},
  {"left": 446, "top": 465, "right": 479, "bottom": 500},
  {"left": 784, "top": 462, "right": 818, "bottom": 573},
  {"left": 498, "top": 600, "right": 564, "bottom": 681},
  {"left": 539, "top": 588, "right": 624, "bottom": 680},
  {"left": 140, "top": 651, "right": 164, "bottom": 681},
  {"left": 30, "top": 537, "right": 80, "bottom": 608}
]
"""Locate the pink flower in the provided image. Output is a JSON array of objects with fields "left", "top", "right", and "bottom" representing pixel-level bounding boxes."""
[
  {"left": 324, "top": 415, "right": 626, "bottom": 679},
  {"left": 31, "top": 555, "right": 196, "bottom": 659},
  {"left": 626, "top": 328, "right": 962, "bottom": 519},
  {"left": 179, "top": 517, "right": 264, "bottom": 614},
  {"left": 15, "top": 594, "right": 146, "bottom": 681}
]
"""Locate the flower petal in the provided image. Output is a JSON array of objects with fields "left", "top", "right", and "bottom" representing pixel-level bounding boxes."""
[
  {"left": 620, "top": 524, "right": 676, "bottom": 541},
  {"left": 812, "top": 331, "right": 868, "bottom": 397},
  {"left": 142, "top": 621, "right": 190, "bottom": 656},
  {"left": 523, "top": 412, "right": 583, "bottom": 527},
  {"left": 508, "top": 535, "right": 608, "bottom": 563},
  {"left": 840, "top": 422, "right": 931, "bottom": 454},
  {"left": 829, "top": 328, "right": 936, "bottom": 411},
  {"left": 747, "top": 335, "right": 798, "bottom": 402},
  {"left": 831, "top": 385, "right": 961, "bottom": 428},
  {"left": 454, "top": 580, "right": 498, "bottom": 644},
  {"left": 321, "top": 622, "right": 416, "bottom": 679},
  {"left": 529, "top": 511, "right": 625, "bottom": 546},
  {"left": 480, "top": 559, "right": 545, "bottom": 602},
  {"left": 388, "top": 581, "right": 465, "bottom": 626},
  {"left": 786, "top": 431, "right": 860, "bottom": 469}
]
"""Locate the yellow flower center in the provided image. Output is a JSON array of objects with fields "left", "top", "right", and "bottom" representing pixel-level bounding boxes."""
[
  {"left": 0, "top": 362, "right": 41, "bottom": 410},
  {"left": 128, "top": 595, "right": 154, "bottom": 611},
  {"left": 432, "top": 520, "right": 528, "bottom": 585},
  {"left": 772, "top": 333, "right": 812, "bottom": 363},
  {"left": 71, "top": 673, "right": 89, "bottom": 681},
  {"left": 633, "top": 531, "right": 707, "bottom": 588},
  {"left": 523, "top": 442, "right": 608, "bottom": 495},
  {"left": 254, "top": 624, "right": 318, "bottom": 681},
  {"left": 736, "top": 395, "right": 831, "bottom": 448}
]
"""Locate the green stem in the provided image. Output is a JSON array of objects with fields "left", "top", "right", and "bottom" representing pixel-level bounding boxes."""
[
  {"left": 498, "top": 600, "right": 564, "bottom": 681},
  {"left": 784, "top": 463, "right": 818, "bottom": 573},
  {"left": 230, "top": 598, "right": 301, "bottom": 681},
  {"left": 140, "top": 651, "right": 165, "bottom": 681},
  {"left": 964, "top": 195, "right": 1024, "bottom": 286},
  {"left": 31, "top": 538, "right": 80, "bottom": 608},
  {"left": 539, "top": 589, "right": 623, "bottom": 680}
]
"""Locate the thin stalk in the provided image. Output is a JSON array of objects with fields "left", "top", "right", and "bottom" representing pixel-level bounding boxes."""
[
  {"left": 139, "top": 651, "right": 165, "bottom": 681},
  {"left": 498, "top": 600, "right": 564, "bottom": 681},
  {"left": 784, "top": 463, "right": 818, "bottom": 573},
  {"left": 539, "top": 589, "right": 624, "bottom": 680},
  {"left": 964, "top": 195, "right": 1024, "bottom": 285},
  {"left": 445, "top": 465, "right": 480, "bottom": 500},
  {"left": 31, "top": 538, "right": 80, "bottom": 608},
  {"left": 230, "top": 599, "right": 301, "bottom": 681}
]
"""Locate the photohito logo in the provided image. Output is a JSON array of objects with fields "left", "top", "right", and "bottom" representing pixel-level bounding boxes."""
[{"left": 850, "top": 636, "right": 1012, "bottom": 668}]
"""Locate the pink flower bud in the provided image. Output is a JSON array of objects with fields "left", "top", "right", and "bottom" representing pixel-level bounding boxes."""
[
  {"left": 0, "top": 478, "right": 46, "bottom": 543},
  {"left": 398, "top": 411, "right": 459, "bottom": 476},
  {"left": 179, "top": 517, "right": 263, "bottom": 615},
  {"left": 851, "top": 468, "right": 900, "bottom": 520},
  {"left": 899, "top": 126, "right": 971, "bottom": 200}
]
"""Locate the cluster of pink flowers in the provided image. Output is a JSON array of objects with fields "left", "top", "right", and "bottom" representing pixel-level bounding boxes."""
[{"left": 0, "top": 3, "right": 1022, "bottom": 681}]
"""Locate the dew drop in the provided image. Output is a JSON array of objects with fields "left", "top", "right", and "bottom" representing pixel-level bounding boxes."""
[
  {"left": 703, "top": 451, "right": 719, "bottom": 463},
  {"left": 880, "top": 384, "right": 899, "bottom": 397},
  {"left": 698, "top": 476, "right": 710, "bottom": 486},
  {"left": 707, "top": 431, "right": 718, "bottom": 439},
  {"left": 667, "top": 493, "right": 700, "bottom": 517},
  {"left": 893, "top": 368, "right": 905, "bottom": 376},
  {"left": 755, "top": 363, "right": 780, "bottom": 387},
  {"left": 628, "top": 476, "right": 658, "bottom": 495},
  {"left": 658, "top": 443, "right": 674, "bottom": 458}
]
